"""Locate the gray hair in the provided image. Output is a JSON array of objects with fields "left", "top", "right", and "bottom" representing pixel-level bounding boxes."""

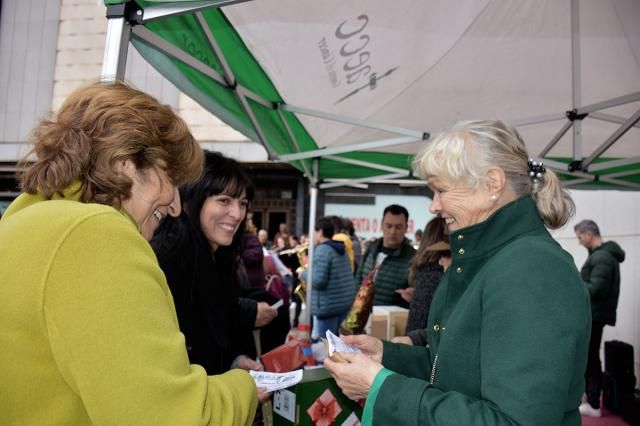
[
  {"left": 412, "top": 120, "right": 575, "bottom": 229},
  {"left": 258, "top": 229, "right": 268, "bottom": 237},
  {"left": 574, "top": 219, "right": 600, "bottom": 236}
]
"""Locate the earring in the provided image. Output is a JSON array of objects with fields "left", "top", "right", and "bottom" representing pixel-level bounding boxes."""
[{"left": 491, "top": 195, "right": 498, "bottom": 201}]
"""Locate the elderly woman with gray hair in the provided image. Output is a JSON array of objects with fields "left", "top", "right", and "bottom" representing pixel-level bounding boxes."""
[{"left": 325, "top": 120, "right": 591, "bottom": 425}]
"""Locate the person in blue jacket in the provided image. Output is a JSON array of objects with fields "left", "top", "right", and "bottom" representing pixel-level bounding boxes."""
[
  {"left": 325, "top": 120, "right": 590, "bottom": 426},
  {"left": 302, "top": 216, "right": 356, "bottom": 340}
]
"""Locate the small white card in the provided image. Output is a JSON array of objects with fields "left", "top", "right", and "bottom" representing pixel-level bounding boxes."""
[
  {"left": 271, "top": 299, "right": 284, "bottom": 309},
  {"left": 249, "top": 369, "right": 303, "bottom": 393},
  {"left": 341, "top": 412, "right": 361, "bottom": 426},
  {"left": 326, "top": 330, "right": 361, "bottom": 357},
  {"left": 273, "top": 389, "right": 297, "bottom": 423}
]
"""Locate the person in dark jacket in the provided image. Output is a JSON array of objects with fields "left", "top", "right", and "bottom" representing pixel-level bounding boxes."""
[
  {"left": 574, "top": 219, "right": 626, "bottom": 417},
  {"left": 343, "top": 218, "right": 362, "bottom": 274},
  {"left": 325, "top": 120, "right": 590, "bottom": 426},
  {"left": 355, "top": 204, "right": 417, "bottom": 306},
  {"left": 241, "top": 218, "right": 266, "bottom": 289},
  {"left": 301, "top": 216, "right": 356, "bottom": 340},
  {"left": 152, "top": 151, "right": 277, "bottom": 378},
  {"left": 394, "top": 217, "right": 448, "bottom": 346}
]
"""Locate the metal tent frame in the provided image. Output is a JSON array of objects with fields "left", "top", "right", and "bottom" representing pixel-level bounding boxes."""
[{"left": 102, "top": 0, "right": 640, "bottom": 323}]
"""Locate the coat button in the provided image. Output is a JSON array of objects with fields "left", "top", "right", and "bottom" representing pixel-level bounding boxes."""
[
  {"left": 433, "top": 324, "right": 440, "bottom": 332},
  {"left": 456, "top": 266, "right": 463, "bottom": 273},
  {"left": 457, "top": 234, "right": 464, "bottom": 240},
  {"left": 458, "top": 248, "right": 465, "bottom": 255}
]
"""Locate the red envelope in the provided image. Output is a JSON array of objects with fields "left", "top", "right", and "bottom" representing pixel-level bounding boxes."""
[{"left": 261, "top": 339, "right": 305, "bottom": 372}]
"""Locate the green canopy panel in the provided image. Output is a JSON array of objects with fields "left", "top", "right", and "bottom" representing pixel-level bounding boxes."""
[{"left": 103, "top": 0, "right": 640, "bottom": 189}]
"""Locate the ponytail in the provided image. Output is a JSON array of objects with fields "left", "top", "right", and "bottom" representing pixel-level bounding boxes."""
[{"left": 531, "top": 168, "right": 575, "bottom": 229}]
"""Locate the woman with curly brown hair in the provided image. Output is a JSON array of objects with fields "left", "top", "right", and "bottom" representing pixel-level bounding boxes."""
[{"left": 0, "top": 81, "right": 258, "bottom": 425}]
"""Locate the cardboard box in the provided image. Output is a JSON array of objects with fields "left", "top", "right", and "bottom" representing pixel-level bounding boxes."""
[
  {"left": 272, "top": 367, "right": 363, "bottom": 425},
  {"left": 369, "top": 306, "right": 409, "bottom": 340}
]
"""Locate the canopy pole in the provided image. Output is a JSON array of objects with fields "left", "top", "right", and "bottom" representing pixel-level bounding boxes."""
[
  {"left": 570, "top": 0, "right": 583, "bottom": 162},
  {"left": 302, "top": 160, "right": 319, "bottom": 328},
  {"left": 282, "top": 103, "right": 426, "bottom": 139},
  {"left": 101, "top": 5, "right": 132, "bottom": 81},
  {"left": 583, "top": 107, "right": 640, "bottom": 168},
  {"left": 140, "top": 0, "right": 254, "bottom": 24},
  {"left": 538, "top": 121, "right": 573, "bottom": 157},
  {"left": 279, "top": 135, "right": 421, "bottom": 162}
]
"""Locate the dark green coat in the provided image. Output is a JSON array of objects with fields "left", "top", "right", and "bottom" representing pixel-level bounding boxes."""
[
  {"left": 580, "top": 241, "right": 624, "bottom": 326},
  {"left": 356, "top": 238, "right": 416, "bottom": 306},
  {"left": 368, "top": 196, "right": 591, "bottom": 426}
]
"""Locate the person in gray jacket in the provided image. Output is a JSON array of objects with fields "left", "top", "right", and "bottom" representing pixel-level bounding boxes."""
[
  {"left": 574, "top": 219, "right": 626, "bottom": 417},
  {"left": 302, "top": 216, "right": 356, "bottom": 340}
]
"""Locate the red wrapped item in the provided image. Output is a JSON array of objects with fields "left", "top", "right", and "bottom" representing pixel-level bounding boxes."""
[
  {"left": 339, "top": 266, "right": 379, "bottom": 335},
  {"left": 306, "top": 388, "right": 342, "bottom": 426},
  {"left": 261, "top": 339, "right": 305, "bottom": 372}
]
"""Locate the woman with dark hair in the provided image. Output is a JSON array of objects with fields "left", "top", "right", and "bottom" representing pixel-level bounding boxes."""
[{"left": 152, "top": 151, "right": 277, "bottom": 378}]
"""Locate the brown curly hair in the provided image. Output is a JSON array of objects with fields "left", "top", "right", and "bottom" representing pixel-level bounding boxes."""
[{"left": 19, "top": 80, "right": 203, "bottom": 207}]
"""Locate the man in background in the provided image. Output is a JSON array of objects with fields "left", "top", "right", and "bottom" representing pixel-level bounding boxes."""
[
  {"left": 355, "top": 204, "right": 416, "bottom": 306},
  {"left": 412, "top": 229, "right": 423, "bottom": 249},
  {"left": 574, "top": 219, "right": 625, "bottom": 418},
  {"left": 257, "top": 229, "right": 271, "bottom": 248}
]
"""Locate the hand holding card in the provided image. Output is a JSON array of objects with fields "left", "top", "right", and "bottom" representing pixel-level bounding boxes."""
[{"left": 325, "top": 330, "right": 361, "bottom": 363}]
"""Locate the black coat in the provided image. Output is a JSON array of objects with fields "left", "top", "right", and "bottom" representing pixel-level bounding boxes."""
[
  {"left": 405, "top": 261, "right": 443, "bottom": 345},
  {"left": 581, "top": 240, "right": 625, "bottom": 325},
  {"left": 152, "top": 215, "right": 256, "bottom": 375}
]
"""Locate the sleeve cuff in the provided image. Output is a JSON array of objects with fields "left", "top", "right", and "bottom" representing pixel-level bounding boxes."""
[{"left": 362, "top": 368, "right": 395, "bottom": 426}]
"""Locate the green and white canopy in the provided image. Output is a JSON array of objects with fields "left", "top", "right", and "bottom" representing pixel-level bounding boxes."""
[{"left": 103, "top": 0, "right": 640, "bottom": 190}]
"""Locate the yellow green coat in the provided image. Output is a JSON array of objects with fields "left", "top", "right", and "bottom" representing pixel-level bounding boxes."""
[{"left": 0, "top": 189, "right": 257, "bottom": 425}]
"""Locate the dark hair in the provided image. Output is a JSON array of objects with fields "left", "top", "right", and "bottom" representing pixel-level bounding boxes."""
[
  {"left": 153, "top": 151, "right": 254, "bottom": 263},
  {"left": 181, "top": 151, "right": 254, "bottom": 252},
  {"left": 328, "top": 215, "right": 346, "bottom": 233},
  {"left": 408, "top": 217, "right": 448, "bottom": 283},
  {"left": 383, "top": 204, "right": 409, "bottom": 223},
  {"left": 343, "top": 218, "right": 355, "bottom": 236},
  {"left": 574, "top": 219, "right": 600, "bottom": 236},
  {"left": 20, "top": 80, "right": 202, "bottom": 207},
  {"left": 316, "top": 217, "right": 335, "bottom": 239}
]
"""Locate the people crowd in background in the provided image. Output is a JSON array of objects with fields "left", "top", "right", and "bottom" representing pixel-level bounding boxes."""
[
  {"left": 393, "top": 216, "right": 448, "bottom": 346},
  {"left": 574, "top": 219, "right": 626, "bottom": 418},
  {"left": 355, "top": 204, "right": 417, "bottom": 306},
  {"left": 324, "top": 119, "right": 590, "bottom": 425},
  {"left": 412, "top": 228, "right": 423, "bottom": 249},
  {"left": 0, "top": 81, "right": 258, "bottom": 425},
  {"left": 241, "top": 214, "right": 266, "bottom": 289},
  {"left": 272, "top": 222, "right": 291, "bottom": 251},
  {"left": 301, "top": 216, "right": 356, "bottom": 340},
  {"left": 328, "top": 216, "right": 356, "bottom": 272},
  {"left": 257, "top": 228, "right": 271, "bottom": 248},
  {"left": 343, "top": 218, "right": 362, "bottom": 274}
]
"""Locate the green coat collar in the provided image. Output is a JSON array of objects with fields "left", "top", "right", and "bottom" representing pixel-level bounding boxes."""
[{"left": 448, "top": 195, "right": 545, "bottom": 260}]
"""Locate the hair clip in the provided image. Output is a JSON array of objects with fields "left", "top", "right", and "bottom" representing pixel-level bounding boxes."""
[{"left": 528, "top": 159, "right": 546, "bottom": 183}]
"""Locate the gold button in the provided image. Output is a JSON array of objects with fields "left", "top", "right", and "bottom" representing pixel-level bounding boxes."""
[
  {"left": 457, "top": 234, "right": 464, "bottom": 240},
  {"left": 456, "top": 266, "right": 463, "bottom": 273},
  {"left": 433, "top": 324, "right": 440, "bottom": 332},
  {"left": 458, "top": 248, "right": 465, "bottom": 255}
]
